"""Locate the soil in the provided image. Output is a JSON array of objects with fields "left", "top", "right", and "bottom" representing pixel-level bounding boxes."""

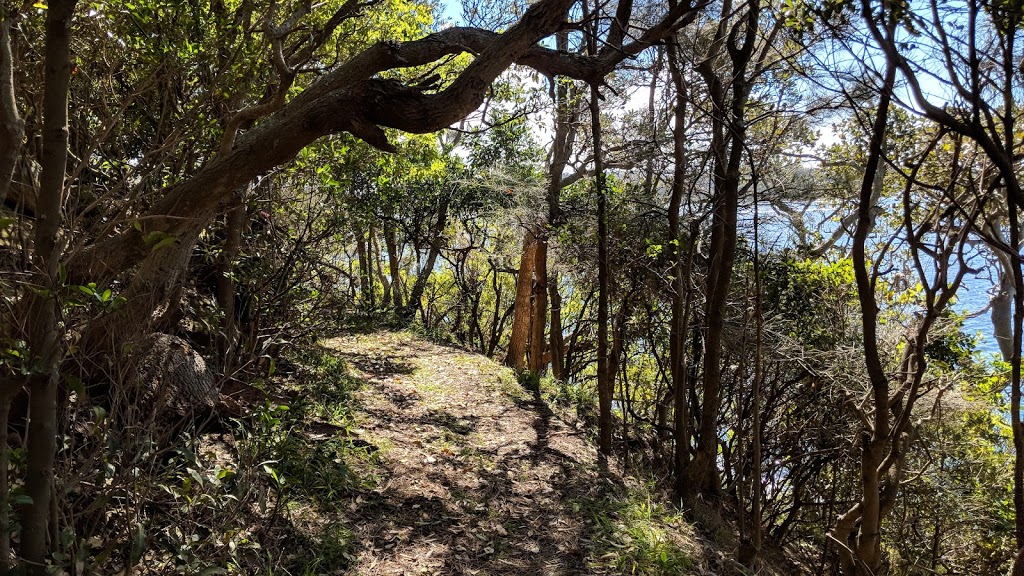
[{"left": 322, "top": 331, "right": 703, "bottom": 576}]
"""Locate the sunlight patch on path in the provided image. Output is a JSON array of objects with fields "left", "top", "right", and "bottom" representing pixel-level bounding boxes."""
[{"left": 321, "top": 331, "right": 705, "bottom": 576}]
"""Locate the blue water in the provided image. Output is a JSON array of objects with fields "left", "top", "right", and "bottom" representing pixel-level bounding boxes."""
[
  {"left": 746, "top": 203, "right": 1003, "bottom": 358},
  {"left": 958, "top": 277, "right": 1001, "bottom": 357}
]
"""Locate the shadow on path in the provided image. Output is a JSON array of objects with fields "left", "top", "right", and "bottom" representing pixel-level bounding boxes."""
[{"left": 320, "top": 332, "right": 700, "bottom": 576}]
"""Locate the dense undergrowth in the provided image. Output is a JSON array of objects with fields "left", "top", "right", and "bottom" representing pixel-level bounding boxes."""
[
  {"left": 99, "top": 346, "right": 375, "bottom": 575},
  {"left": 59, "top": 333, "right": 729, "bottom": 575}
]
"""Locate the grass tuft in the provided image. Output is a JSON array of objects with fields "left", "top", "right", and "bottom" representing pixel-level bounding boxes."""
[{"left": 575, "top": 480, "right": 697, "bottom": 575}]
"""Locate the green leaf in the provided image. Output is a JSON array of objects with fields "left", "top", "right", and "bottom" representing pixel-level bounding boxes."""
[
  {"left": 147, "top": 234, "right": 178, "bottom": 252},
  {"left": 66, "top": 374, "right": 85, "bottom": 396},
  {"left": 129, "top": 522, "right": 147, "bottom": 565}
]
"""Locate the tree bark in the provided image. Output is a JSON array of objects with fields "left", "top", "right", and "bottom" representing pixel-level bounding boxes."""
[
  {"left": 529, "top": 237, "right": 548, "bottom": 374},
  {"left": 586, "top": 0, "right": 613, "bottom": 455},
  {"left": 21, "top": 2, "right": 76, "bottom": 572},
  {"left": 666, "top": 37, "right": 692, "bottom": 502},
  {"left": 214, "top": 201, "right": 247, "bottom": 366},
  {"left": 384, "top": 220, "right": 403, "bottom": 309},
  {"left": 0, "top": 13, "right": 22, "bottom": 204},
  {"left": 685, "top": 0, "right": 759, "bottom": 500},
  {"left": 505, "top": 231, "right": 536, "bottom": 371}
]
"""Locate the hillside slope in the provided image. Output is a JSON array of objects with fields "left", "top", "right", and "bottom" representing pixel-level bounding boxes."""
[{"left": 322, "top": 331, "right": 739, "bottom": 576}]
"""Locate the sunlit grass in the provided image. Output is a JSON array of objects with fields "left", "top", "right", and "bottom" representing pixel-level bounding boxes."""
[{"left": 575, "top": 480, "right": 698, "bottom": 575}]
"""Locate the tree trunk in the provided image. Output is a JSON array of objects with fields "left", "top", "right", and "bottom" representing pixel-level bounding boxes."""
[
  {"left": 21, "top": 3, "right": 76, "bottom": 572},
  {"left": 548, "top": 273, "right": 565, "bottom": 380},
  {"left": 748, "top": 217, "right": 764, "bottom": 567},
  {"left": 666, "top": 38, "right": 692, "bottom": 502},
  {"left": 586, "top": 6, "right": 612, "bottom": 455},
  {"left": 610, "top": 296, "right": 629, "bottom": 448},
  {"left": 0, "top": 14, "right": 22, "bottom": 204},
  {"left": 356, "top": 224, "right": 372, "bottom": 306},
  {"left": 372, "top": 229, "right": 391, "bottom": 307},
  {"left": 0, "top": 15, "right": 20, "bottom": 573},
  {"left": 505, "top": 231, "right": 536, "bottom": 370},
  {"left": 1010, "top": 188, "right": 1024, "bottom": 557},
  {"left": 366, "top": 224, "right": 378, "bottom": 307},
  {"left": 0, "top": 388, "right": 13, "bottom": 576},
  {"left": 401, "top": 197, "right": 449, "bottom": 321},
  {"left": 384, "top": 220, "right": 403, "bottom": 309},
  {"left": 685, "top": 0, "right": 759, "bottom": 500},
  {"left": 214, "top": 201, "right": 246, "bottom": 367},
  {"left": 1002, "top": 21, "right": 1024, "bottom": 563},
  {"left": 830, "top": 48, "right": 896, "bottom": 576},
  {"left": 540, "top": 30, "right": 575, "bottom": 381},
  {"left": 529, "top": 237, "right": 548, "bottom": 374}
]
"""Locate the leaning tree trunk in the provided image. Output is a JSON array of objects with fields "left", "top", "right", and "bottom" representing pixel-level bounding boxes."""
[{"left": 63, "top": 0, "right": 702, "bottom": 375}]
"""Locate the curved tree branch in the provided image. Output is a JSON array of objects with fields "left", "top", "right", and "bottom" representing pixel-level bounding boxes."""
[{"left": 68, "top": 0, "right": 706, "bottom": 285}]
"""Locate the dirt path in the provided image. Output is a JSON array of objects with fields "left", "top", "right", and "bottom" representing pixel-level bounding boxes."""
[{"left": 323, "top": 332, "right": 703, "bottom": 576}]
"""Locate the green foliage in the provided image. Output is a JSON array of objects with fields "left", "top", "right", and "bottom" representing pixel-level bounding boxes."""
[
  {"left": 886, "top": 361, "right": 1016, "bottom": 574},
  {"left": 574, "top": 480, "right": 696, "bottom": 575},
  {"left": 924, "top": 324, "right": 976, "bottom": 371},
  {"left": 468, "top": 108, "right": 544, "bottom": 172},
  {"left": 762, "top": 255, "right": 857, "bottom": 348}
]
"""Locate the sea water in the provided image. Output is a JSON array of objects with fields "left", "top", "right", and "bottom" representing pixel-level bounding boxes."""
[{"left": 748, "top": 203, "right": 1004, "bottom": 359}]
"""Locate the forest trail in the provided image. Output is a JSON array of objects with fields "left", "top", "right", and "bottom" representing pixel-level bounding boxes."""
[{"left": 323, "top": 331, "right": 710, "bottom": 576}]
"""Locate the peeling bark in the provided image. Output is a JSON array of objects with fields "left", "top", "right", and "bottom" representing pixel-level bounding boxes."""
[{"left": 505, "top": 231, "right": 536, "bottom": 371}]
